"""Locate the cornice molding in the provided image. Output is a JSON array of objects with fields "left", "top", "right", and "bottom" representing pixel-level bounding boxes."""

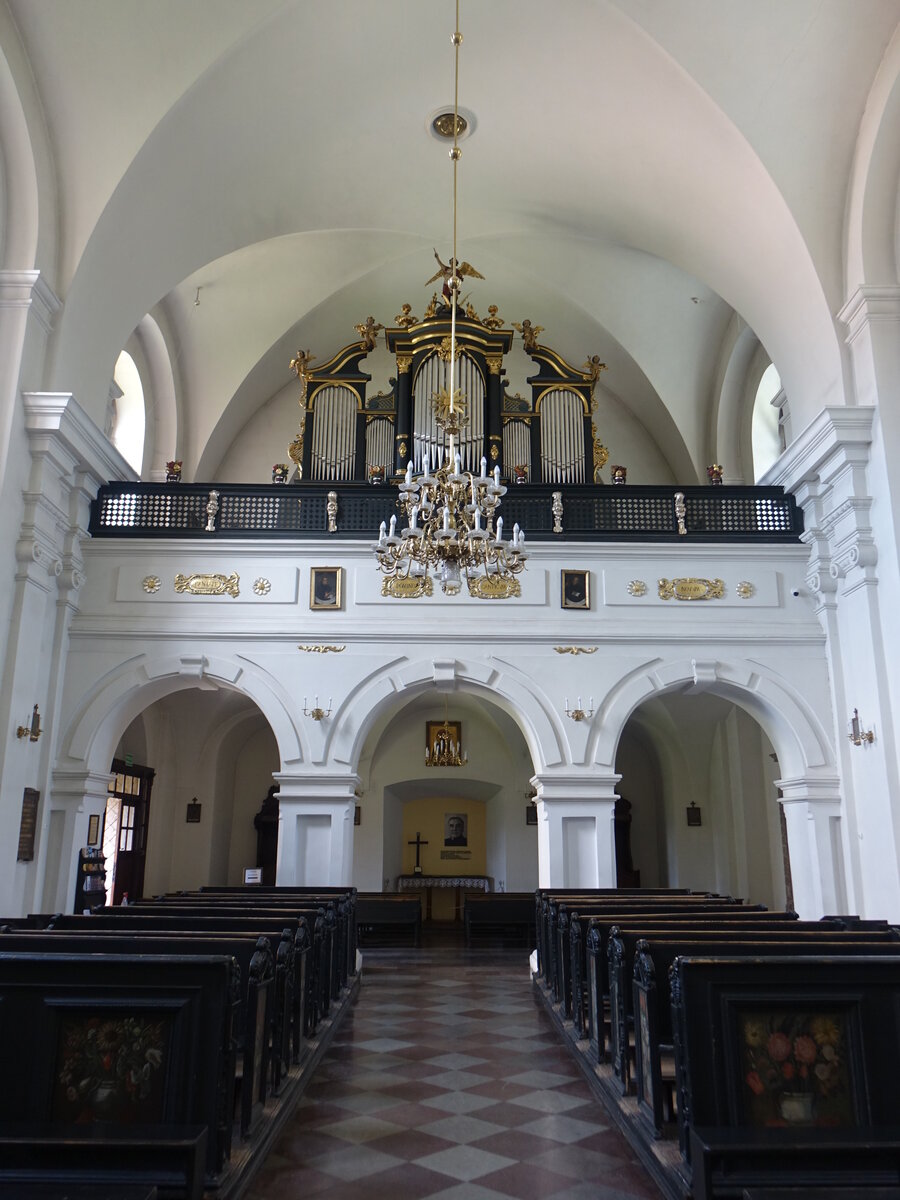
[
  {"left": 761, "top": 406, "right": 875, "bottom": 494},
  {"left": 0, "top": 270, "right": 61, "bottom": 334},
  {"left": 838, "top": 285, "right": 900, "bottom": 344},
  {"left": 22, "top": 391, "right": 136, "bottom": 487}
]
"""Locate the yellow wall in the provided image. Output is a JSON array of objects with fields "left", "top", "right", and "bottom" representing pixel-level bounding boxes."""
[
  {"left": 401, "top": 797, "right": 486, "bottom": 876},
  {"left": 401, "top": 797, "right": 487, "bottom": 920}
]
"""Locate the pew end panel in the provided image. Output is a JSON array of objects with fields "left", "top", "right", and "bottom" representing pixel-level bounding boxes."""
[{"left": 672, "top": 955, "right": 900, "bottom": 1194}]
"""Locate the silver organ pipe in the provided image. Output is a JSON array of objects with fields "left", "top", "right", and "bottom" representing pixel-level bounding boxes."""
[
  {"left": 413, "top": 351, "right": 485, "bottom": 472},
  {"left": 365, "top": 416, "right": 393, "bottom": 477},
  {"left": 540, "top": 388, "right": 585, "bottom": 484},
  {"left": 311, "top": 385, "right": 358, "bottom": 481},
  {"left": 502, "top": 419, "right": 531, "bottom": 479}
]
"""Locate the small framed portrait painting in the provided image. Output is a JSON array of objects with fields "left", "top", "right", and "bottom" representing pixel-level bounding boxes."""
[
  {"left": 561, "top": 569, "right": 590, "bottom": 610},
  {"left": 310, "top": 567, "right": 342, "bottom": 610},
  {"left": 444, "top": 813, "right": 468, "bottom": 847}
]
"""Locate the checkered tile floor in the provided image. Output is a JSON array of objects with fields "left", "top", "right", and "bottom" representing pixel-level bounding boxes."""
[{"left": 248, "top": 946, "right": 660, "bottom": 1200}]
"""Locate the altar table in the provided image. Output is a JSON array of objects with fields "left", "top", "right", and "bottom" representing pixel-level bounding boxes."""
[{"left": 397, "top": 875, "right": 492, "bottom": 921}]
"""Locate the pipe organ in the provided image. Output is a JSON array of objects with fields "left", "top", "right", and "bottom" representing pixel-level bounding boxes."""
[{"left": 288, "top": 300, "right": 607, "bottom": 485}]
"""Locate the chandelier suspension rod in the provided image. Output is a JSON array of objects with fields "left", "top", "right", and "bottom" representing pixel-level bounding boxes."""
[{"left": 449, "top": 0, "right": 462, "bottom": 461}]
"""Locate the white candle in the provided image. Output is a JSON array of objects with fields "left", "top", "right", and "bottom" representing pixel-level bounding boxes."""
[
  {"left": 389, "top": 514, "right": 397, "bottom": 536},
  {"left": 443, "top": 506, "right": 450, "bottom": 532},
  {"left": 455, "top": 452, "right": 461, "bottom": 475},
  {"left": 315, "top": 694, "right": 319, "bottom": 707},
  {"left": 411, "top": 505, "right": 418, "bottom": 529},
  {"left": 481, "top": 457, "right": 487, "bottom": 478},
  {"left": 496, "top": 516, "right": 503, "bottom": 540},
  {"left": 577, "top": 696, "right": 582, "bottom": 710},
  {"left": 379, "top": 521, "right": 386, "bottom": 543},
  {"left": 405, "top": 462, "right": 413, "bottom": 485},
  {"left": 589, "top": 696, "right": 594, "bottom": 710},
  {"left": 328, "top": 697, "right": 332, "bottom": 710},
  {"left": 494, "top": 465, "right": 501, "bottom": 486},
  {"left": 512, "top": 522, "right": 520, "bottom": 547},
  {"left": 565, "top": 696, "right": 569, "bottom": 710},
  {"left": 474, "top": 508, "right": 481, "bottom": 530}
]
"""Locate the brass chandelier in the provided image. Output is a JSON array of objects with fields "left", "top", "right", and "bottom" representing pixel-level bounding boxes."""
[{"left": 373, "top": 1, "right": 527, "bottom": 599}]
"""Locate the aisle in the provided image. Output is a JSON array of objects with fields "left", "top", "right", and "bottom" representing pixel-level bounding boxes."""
[{"left": 248, "top": 945, "right": 660, "bottom": 1200}]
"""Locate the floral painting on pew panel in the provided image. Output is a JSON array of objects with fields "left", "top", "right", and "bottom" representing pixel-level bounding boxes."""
[
  {"left": 736, "top": 1007, "right": 857, "bottom": 1128},
  {"left": 51, "top": 1011, "right": 170, "bottom": 1124}
]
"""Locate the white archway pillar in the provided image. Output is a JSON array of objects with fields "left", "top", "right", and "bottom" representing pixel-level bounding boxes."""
[
  {"left": 533, "top": 772, "right": 620, "bottom": 889},
  {"left": 40, "top": 769, "right": 112, "bottom": 916},
  {"left": 274, "top": 772, "right": 358, "bottom": 887},
  {"left": 777, "top": 778, "right": 844, "bottom": 919}
]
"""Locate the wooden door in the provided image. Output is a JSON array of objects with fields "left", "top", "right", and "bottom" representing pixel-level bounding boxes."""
[{"left": 107, "top": 759, "right": 154, "bottom": 904}]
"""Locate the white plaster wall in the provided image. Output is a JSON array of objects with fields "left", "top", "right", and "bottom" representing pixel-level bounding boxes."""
[{"left": 226, "top": 723, "right": 279, "bottom": 884}]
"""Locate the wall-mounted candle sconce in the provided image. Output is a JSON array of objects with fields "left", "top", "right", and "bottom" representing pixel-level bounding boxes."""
[
  {"left": 16, "top": 704, "right": 43, "bottom": 742},
  {"left": 303, "top": 695, "right": 332, "bottom": 721},
  {"left": 848, "top": 709, "right": 875, "bottom": 747},
  {"left": 565, "top": 696, "right": 594, "bottom": 722}
]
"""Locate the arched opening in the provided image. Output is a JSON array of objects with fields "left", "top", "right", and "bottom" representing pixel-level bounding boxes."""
[
  {"left": 615, "top": 692, "right": 787, "bottom": 908},
  {"left": 104, "top": 687, "right": 278, "bottom": 901},
  {"left": 112, "top": 349, "right": 146, "bottom": 475},
  {"left": 352, "top": 692, "right": 538, "bottom": 903},
  {"left": 752, "top": 362, "right": 783, "bottom": 482}
]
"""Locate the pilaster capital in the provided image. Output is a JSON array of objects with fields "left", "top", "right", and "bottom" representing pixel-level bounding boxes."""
[
  {"left": 23, "top": 392, "right": 135, "bottom": 489},
  {"left": 50, "top": 768, "right": 113, "bottom": 809},
  {"left": 837, "top": 285, "right": 900, "bottom": 344},
  {"left": 776, "top": 775, "right": 842, "bottom": 810},
  {"left": 761, "top": 406, "right": 874, "bottom": 495},
  {"left": 0, "top": 269, "right": 61, "bottom": 334},
  {"left": 273, "top": 772, "right": 360, "bottom": 805},
  {"left": 531, "top": 771, "right": 620, "bottom": 804}
]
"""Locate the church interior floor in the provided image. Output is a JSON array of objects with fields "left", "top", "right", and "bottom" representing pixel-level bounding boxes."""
[{"left": 246, "top": 945, "right": 661, "bottom": 1200}]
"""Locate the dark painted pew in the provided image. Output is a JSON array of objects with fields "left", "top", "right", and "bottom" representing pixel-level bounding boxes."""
[
  {"left": 356, "top": 895, "right": 422, "bottom": 946},
  {"left": 584, "top": 917, "right": 854, "bottom": 1061},
  {"left": 670, "top": 956, "right": 900, "bottom": 1198},
  {"left": 0, "top": 951, "right": 236, "bottom": 1186},
  {"left": 43, "top": 911, "right": 312, "bottom": 1081},
  {"left": 0, "top": 929, "right": 275, "bottom": 1135},
  {"left": 611, "top": 928, "right": 900, "bottom": 1117},
  {"left": 464, "top": 893, "right": 536, "bottom": 946}
]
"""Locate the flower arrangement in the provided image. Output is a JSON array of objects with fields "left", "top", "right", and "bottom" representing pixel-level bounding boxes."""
[
  {"left": 740, "top": 1010, "right": 848, "bottom": 1126},
  {"left": 368, "top": 465, "right": 386, "bottom": 484},
  {"left": 272, "top": 463, "right": 289, "bottom": 483},
  {"left": 56, "top": 1014, "right": 166, "bottom": 1117}
]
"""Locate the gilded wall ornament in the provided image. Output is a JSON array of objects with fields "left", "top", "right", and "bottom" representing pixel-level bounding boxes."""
[
  {"left": 469, "top": 575, "right": 521, "bottom": 600},
  {"left": 253, "top": 578, "right": 271, "bottom": 595},
  {"left": 142, "top": 576, "right": 161, "bottom": 594},
  {"left": 394, "top": 304, "right": 419, "bottom": 328},
  {"left": 174, "top": 572, "right": 240, "bottom": 598},
  {"left": 326, "top": 490, "right": 338, "bottom": 533},
  {"left": 658, "top": 577, "right": 725, "bottom": 601},
  {"left": 553, "top": 646, "right": 598, "bottom": 655},
  {"left": 552, "top": 491, "right": 564, "bottom": 534},
  {"left": 382, "top": 575, "right": 434, "bottom": 599},
  {"left": 396, "top": 353, "right": 412, "bottom": 374},
  {"left": 736, "top": 581, "right": 755, "bottom": 599},
  {"left": 398, "top": 440, "right": 408, "bottom": 460},
  {"left": 485, "top": 354, "right": 503, "bottom": 375},
  {"left": 298, "top": 645, "right": 346, "bottom": 653},
  {"left": 512, "top": 319, "right": 544, "bottom": 350},
  {"left": 627, "top": 580, "right": 647, "bottom": 597},
  {"left": 354, "top": 315, "right": 384, "bottom": 350}
]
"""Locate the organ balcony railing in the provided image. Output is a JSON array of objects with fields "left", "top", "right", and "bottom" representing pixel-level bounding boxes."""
[{"left": 89, "top": 480, "right": 803, "bottom": 543}]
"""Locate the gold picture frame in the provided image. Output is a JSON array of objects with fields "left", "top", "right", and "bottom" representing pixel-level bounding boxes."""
[
  {"left": 310, "top": 567, "right": 342, "bottom": 610},
  {"left": 561, "top": 569, "right": 590, "bottom": 610},
  {"left": 87, "top": 813, "right": 101, "bottom": 847}
]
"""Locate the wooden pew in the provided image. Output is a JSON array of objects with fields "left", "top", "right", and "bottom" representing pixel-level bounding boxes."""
[
  {"left": 612, "top": 928, "right": 900, "bottom": 1124},
  {"left": 356, "top": 895, "right": 422, "bottom": 946},
  {"left": 464, "top": 893, "right": 536, "bottom": 946},
  {"left": 0, "top": 929, "right": 275, "bottom": 1138},
  {"left": 0, "top": 951, "right": 236, "bottom": 1188},
  {"left": 44, "top": 911, "right": 309, "bottom": 1089},
  {"left": 670, "top": 956, "right": 900, "bottom": 1199}
]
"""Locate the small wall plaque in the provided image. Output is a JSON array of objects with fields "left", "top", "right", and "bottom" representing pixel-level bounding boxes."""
[
  {"left": 686, "top": 802, "right": 702, "bottom": 827},
  {"left": 87, "top": 813, "right": 101, "bottom": 847},
  {"left": 186, "top": 799, "right": 202, "bottom": 823},
  {"left": 244, "top": 867, "right": 263, "bottom": 884},
  {"left": 526, "top": 805, "right": 538, "bottom": 826},
  {"left": 17, "top": 788, "right": 39, "bottom": 862}
]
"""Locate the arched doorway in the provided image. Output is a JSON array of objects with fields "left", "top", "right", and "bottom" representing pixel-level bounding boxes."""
[
  {"left": 352, "top": 692, "right": 538, "bottom": 902},
  {"left": 615, "top": 693, "right": 786, "bottom": 908},
  {"left": 104, "top": 687, "right": 278, "bottom": 901}
]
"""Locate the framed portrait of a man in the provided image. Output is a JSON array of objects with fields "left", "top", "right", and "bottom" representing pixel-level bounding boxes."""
[
  {"left": 561, "top": 569, "right": 590, "bottom": 609},
  {"left": 444, "top": 813, "right": 468, "bottom": 846},
  {"left": 310, "top": 567, "right": 342, "bottom": 610}
]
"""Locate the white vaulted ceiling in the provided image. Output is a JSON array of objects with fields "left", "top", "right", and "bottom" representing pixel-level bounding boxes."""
[{"left": 4, "top": 0, "right": 900, "bottom": 481}]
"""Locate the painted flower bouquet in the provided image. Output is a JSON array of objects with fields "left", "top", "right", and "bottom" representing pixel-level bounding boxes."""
[
  {"left": 740, "top": 1010, "right": 847, "bottom": 1125},
  {"left": 57, "top": 1014, "right": 166, "bottom": 1115}
]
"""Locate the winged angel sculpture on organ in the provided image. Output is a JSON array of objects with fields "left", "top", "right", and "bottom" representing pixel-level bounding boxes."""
[{"left": 425, "top": 249, "right": 485, "bottom": 302}]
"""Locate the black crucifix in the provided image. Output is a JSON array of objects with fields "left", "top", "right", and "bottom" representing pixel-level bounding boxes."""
[{"left": 408, "top": 831, "right": 428, "bottom": 875}]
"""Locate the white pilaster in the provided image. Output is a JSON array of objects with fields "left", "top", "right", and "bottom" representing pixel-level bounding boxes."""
[
  {"left": 274, "top": 772, "right": 359, "bottom": 886},
  {"left": 533, "top": 772, "right": 620, "bottom": 888}
]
